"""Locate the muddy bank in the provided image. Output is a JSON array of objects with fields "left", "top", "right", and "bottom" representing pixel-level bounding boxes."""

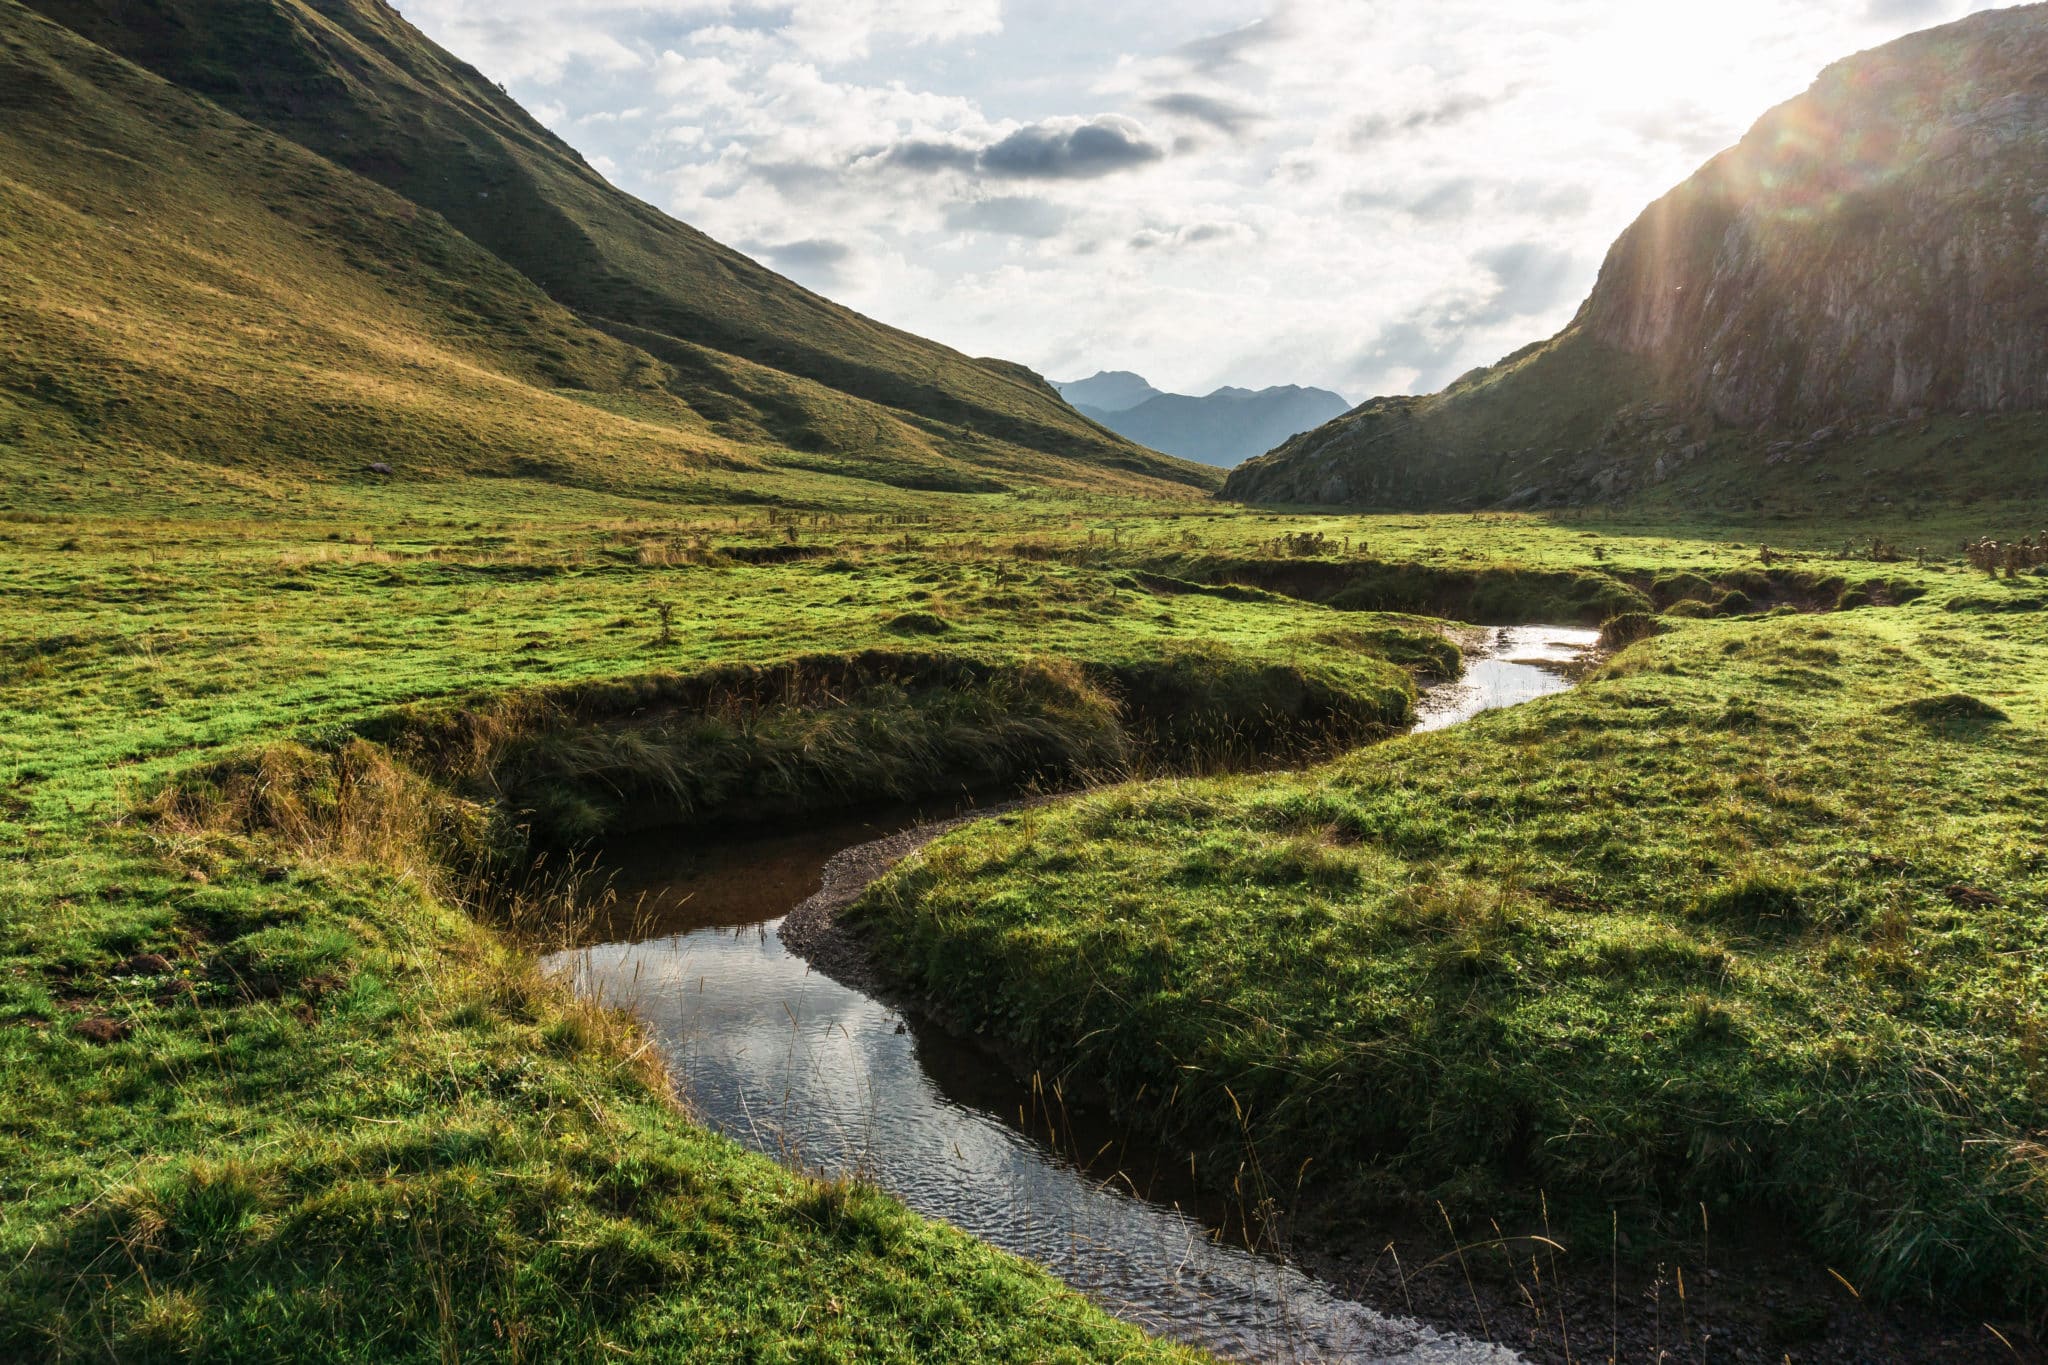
[
  {"left": 778, "top": 803, "right": 1031, "bottom": 997},
  {"left": 777, "top": 808, "right": 2030, "bottom": 1365}
]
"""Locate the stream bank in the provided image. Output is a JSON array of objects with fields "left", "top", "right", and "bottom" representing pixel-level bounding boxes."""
[
  {"left": 548, "top": 628, "right": 1601, "bottom": 1363},
  {"left": 772, "top": 624, "right": 2019, "bottom": 1364}
]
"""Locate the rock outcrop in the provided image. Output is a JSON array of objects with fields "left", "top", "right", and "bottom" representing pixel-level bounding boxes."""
[{"left": 1225, "top": 5, "right": 2048, "bottom": 509}]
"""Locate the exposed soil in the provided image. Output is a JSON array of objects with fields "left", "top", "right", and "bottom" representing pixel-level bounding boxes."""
[
  {"left": 779, "top": 797, "right": 1051, "bottom": 998},
  {"left": 779, "top": 811, "right": 2042, "bottom": 1365}
]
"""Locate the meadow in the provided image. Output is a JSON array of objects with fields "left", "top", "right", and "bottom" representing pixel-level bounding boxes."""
[{"left": 3, "top": 471, "right": 2045, "bottom": 1357}]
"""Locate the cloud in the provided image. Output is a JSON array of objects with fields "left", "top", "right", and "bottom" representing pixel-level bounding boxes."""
[
  {"left": 1129, "top": 221, "right": 1255, "bottom": 251},
  {"left": 944, "top": 196, "right": 1071, "bottom": 238},
  {"left": 1147, "top": 92, "right": 1267, "bottom": 137},
  {"left": 1174, "top": 17, "right": 1291, "bottom": 75},
  {"left": 1347, "top": 178, "right": 1595, "bottom": 224},
  {"left": 778, "top": 0, "right": 1002, "bottom": 62},
  {"left": 1350, "top": 90, "right": 1512, "bottom": 147},
  {"left": 1406, "top": 180, "right": 1481, "bottom": 222},
  {"left": 873, "top": 115, "right": 1166, "bottom": 181},
  {"left": 877, "top": 139, "right": 981, "bottom": 174},
  {"left": 753, "top": 237, "right": 854, "bottom": 282},
  {"left": 1507, "top": 182, "right": 1595, "bottom": 219},
  {"left": 1473, "top": 242, "right": 1578, "bottom": 321},
  {"left": 1339, "top": 241, "right": 1580, "bottom": 393},
  {"left": 398, "top": 0, "right": 2007, "bottom": 402},
  {"left": 1626, "top": 101, "right": 1739, "bottom": 158},
  {"left": 1864, "top": 0, "right": 1949, "bottom": 20},
  {"left": 979, "top": 116, "right": 1167, "bottom": 179}
]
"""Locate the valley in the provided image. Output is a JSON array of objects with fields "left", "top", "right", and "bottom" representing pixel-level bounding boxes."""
[
  {"left": 2, "top": 1, "right": 2045, "bottom": 1361},
  {"left": 5, "top": 488, "right": 2043, "bottom": 1359}
]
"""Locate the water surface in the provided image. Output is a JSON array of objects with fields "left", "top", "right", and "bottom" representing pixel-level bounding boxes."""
[
  {"left": 1411, "top": 626, "right": 1599, "bottom": 733},
  {"left": 547, "top": 626, "right": 1596, "bottom": 1363}
]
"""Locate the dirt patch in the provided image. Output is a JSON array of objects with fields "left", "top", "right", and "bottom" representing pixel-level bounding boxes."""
[
  {"left": 779, "top": 798, "right": 1050, "bottom": 996},
  {"left": 72, "top": 1014, "right": 130, "bottom": 1045}
]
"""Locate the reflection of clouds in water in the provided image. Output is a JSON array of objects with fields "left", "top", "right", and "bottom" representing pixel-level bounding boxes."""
[
  {"left": 538, "top": 643, "right": 1595, "bottom": 1361},
  {"left": 548, "top": 925, "right": 1519, "bottom": 1364},
  {"left": 1411, "top": 626, "right": 1598, "bottom": 734}
]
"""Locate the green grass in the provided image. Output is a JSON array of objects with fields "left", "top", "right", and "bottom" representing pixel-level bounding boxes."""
[
  {"left": 0, "top": 810, "right": 1208, "bottom": 1362},
  {"left": 858, "top": 580, "right": 2048, "bottom": 1319},
  {"left": 0, "top": 475, "right": 1494, "bottom": 1360},
  {"left": 6, "top": 469, "right": 2047, "bottom": 1352}
]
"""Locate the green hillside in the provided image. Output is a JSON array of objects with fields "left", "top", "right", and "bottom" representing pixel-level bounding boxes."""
[{"left": 18, "top": 0, "right": 1205, "bottom": 496}]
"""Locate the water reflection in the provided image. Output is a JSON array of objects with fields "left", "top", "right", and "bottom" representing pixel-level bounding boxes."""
[
  {"left": 545, "top": 627, "right": 1602, "bottom": 1363},
  {"left": 1410, "top": 626, "right": 1598, "bottom": 733},
  {"left": 550, "top": 923, "right": 1515, "bottom": 1364}
]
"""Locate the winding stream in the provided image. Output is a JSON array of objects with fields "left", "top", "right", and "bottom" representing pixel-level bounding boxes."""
[{"left": 545, "top": 626, "right": 1596, "bottom": 1364}]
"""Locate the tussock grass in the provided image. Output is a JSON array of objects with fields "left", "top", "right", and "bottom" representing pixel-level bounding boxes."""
[
  {"left": 7, "top": 462, "right": 2046, "bottom": 1352},
  {"left": 860, "top": 606, "right": 2048, "bottom": 1320}
]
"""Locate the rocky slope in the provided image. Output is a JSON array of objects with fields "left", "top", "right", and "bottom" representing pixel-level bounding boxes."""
[
  {"left": 1059, "top": 374, "right": 1352, "bottom": 468},
  {"left": 1225, "top": 4, "right": 2048, "bottom": 511}
]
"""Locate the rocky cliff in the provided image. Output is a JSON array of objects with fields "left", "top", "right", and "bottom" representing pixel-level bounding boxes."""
[{"left": 1225, "top": 4, "right": 2048, "bottom": 510}]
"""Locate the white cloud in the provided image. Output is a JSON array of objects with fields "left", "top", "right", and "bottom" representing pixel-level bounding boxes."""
[{"left": 399, "top": 0, "right": 2003, "bottom": 398}]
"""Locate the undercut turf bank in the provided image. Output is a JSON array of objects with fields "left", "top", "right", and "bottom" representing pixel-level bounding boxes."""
[
  {"left": 0, "top": 806, "right": 1210, "bottom": 1362},
  {"left": 853, "top": 604, "right": 2048, "bottom": 1321},
  {"left": 1, "top": 615, "right": 1430, "bottom": 1359},
  {"left": 349, "top": 639, "right": 1427, "bottom": 847}
]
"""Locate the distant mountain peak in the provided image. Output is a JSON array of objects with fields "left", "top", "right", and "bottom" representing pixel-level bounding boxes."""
[
  {"left": 1058, "top": 374, "right": 1353, "bottom": 468},
  {"left": 1054, "top": 371, "right": 1162, "bottom": 413}
]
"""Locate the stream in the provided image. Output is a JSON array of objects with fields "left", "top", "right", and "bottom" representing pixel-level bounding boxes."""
[{"left": 544, "top": 626, "right": 1596, "bottom": 1364}]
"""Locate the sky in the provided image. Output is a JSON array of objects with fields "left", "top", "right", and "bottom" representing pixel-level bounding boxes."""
[{"left": 397, "top": 0, "right": 2003, "bottom": 402}]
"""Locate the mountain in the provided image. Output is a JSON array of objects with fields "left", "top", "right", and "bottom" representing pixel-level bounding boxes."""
[
  {"left": 1056, "top": 371, "right": 1163, "bottom": 413},
  {"left": 1058, "top": 376, "right": 1353, "bottom": 468},
  {"left": 1225, "top": 5, "right": 2048, "bottom": 511},
  {"left": 5, "top": 0, "right": 1215, "bottom": 499}
]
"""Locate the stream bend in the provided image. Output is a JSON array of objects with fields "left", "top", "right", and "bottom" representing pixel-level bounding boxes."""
[{"left": 546, "top": 627, "right": 1596, "bottom": 1364}]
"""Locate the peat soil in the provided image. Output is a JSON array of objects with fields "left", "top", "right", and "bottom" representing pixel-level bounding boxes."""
[{"left": 780, "top": 816, "right": 2040, "bottom": 1365}]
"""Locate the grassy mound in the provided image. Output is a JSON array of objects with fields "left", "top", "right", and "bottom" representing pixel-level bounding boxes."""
[
  {"left": 857, "top": 607, "right": 2048, "bottom": 1316},
  {"left": 0, "top": 777, "right": 1202, "bottom": 1362}
]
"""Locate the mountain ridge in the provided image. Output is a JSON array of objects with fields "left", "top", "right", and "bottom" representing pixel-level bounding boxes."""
[
  {"left": 1225, "top": 4, "right": 2048, "bottom": 511},
  {"left": 1056, "top": 373, "right": 1351, "bottom": 468},
  {"left": 12, "top": 0, "right": 1215, "bottom": 497}
]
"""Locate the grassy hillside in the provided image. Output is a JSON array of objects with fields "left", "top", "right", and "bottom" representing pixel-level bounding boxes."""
[
  {"left": 21, "top": 0, "right": 1207, "bottom": 495},
  {"left": 0, "top": 2, "right": 755, "bottom": 496},
  {"left": 1226, "top": 302, "right": 2048, "bottom": 517}
]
